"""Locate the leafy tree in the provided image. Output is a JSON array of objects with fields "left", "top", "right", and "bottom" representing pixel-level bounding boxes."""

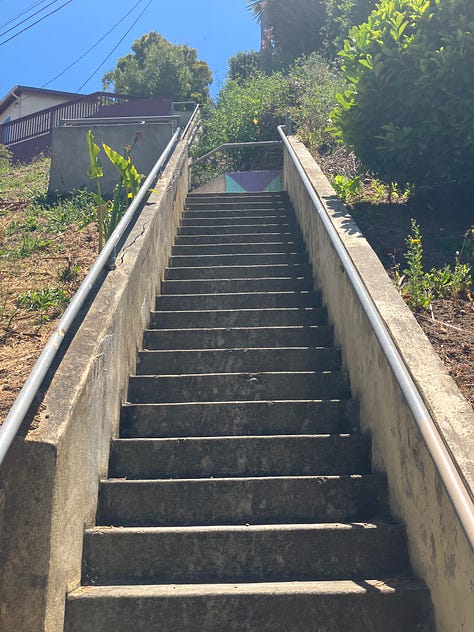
[
  {"left": 331, "top": 0, "right": 474, "bottom": 192},
  {"left": 245, "top": 0, "right": 328, "bottom": 64},
  {"left": 103, "top": 31, "right": 212, "bottom": 103},
  {"left": 324, "top": 0, "right": 377, "bottom": 58},
  {"left": 228, "top": 50, "right": 262, "bottom": 83}
]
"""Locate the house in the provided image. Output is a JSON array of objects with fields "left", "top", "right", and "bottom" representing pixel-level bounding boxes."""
[{"left": 0, "top": 85, "right": 84, "bottom": 125}]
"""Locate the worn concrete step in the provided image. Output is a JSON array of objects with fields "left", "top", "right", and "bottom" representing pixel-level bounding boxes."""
[
  {"left": 128, "top": 371, "right": 350, "bottom": 404},
  {"left": 97, "top": 475, "right": 389, "bottom": 526},
  {"left": 169, "top": 252, "right": 308, "bottom": 267},
  {"left": 164, "top": 264, "right": 312, "bottom": 281},
  {"left": 175, "top": 232, "right": 302, "bottom": 245},
  {"left": 161, "top": 277, "right": 313, "bottom": 294},
  {"left": 178, "top": 223, "right": 300, "bottom": 236},
  {"left": 136, "top": 347, "right": 340, "bottom": 375},
  {"left": 155, "top": 291, "right": 321, "bottom": 311},
  {"left": 120, "top": 400, "right": 360, "bottom": 438},
  {"left": 143, "top": 325, "right": 332, "bottom": 350},
  {"left": 149, "top": 307, "right": 326, "bottom": 329},
  {"left": 185, "top": 201, "right": 289, "bottom": 212},
  {"left": 65, "top": 578, "right": 433, "bottom": 632},
  {"left": 181, "top": 215, "right": 293, "bottom": 227},
  {"left": 82, "top": 523, "right": 409, "bottom": 586},
  {"left": 109, "top": 435, "right": 370, "bottom": 479},
  {"left": 172, "top": 242, "right": 305, "bottom": 255},
  {"left": 187, "top": 192, "right": 288, "bottom": 200},
  {"left": 182, "top": 209, "right": 291, "bottom": 219}
]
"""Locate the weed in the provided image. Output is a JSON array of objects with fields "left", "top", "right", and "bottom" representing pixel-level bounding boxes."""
[
  {"left": 332, "top": 174, "right": 362, "bottom": 203},
  {"left": 15, "top": 235, "right": 52, "bottom": 258},
  {"left": 57, "top": 259, "right": 81, "bottom": 283},
  {"left": 16, "top": 287, "right": 69, "bottom": 322}
]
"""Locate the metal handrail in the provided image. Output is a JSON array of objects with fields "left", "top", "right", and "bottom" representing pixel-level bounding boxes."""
[
  {"left": 180, "top": 104, "right": 200, "bottom": 141},
  {"left": 192, "top": 140, "right": 282, "bottom": 166},
  {"left": 0, "top": 127, "right": 182, "bottom": 467},
  {"left": 278, "top": 125, "right": 474, "bottom": 549}
]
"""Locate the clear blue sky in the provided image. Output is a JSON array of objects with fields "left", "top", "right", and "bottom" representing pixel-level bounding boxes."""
[{"left": 0, "top": 0, "right": 260, "bottom": 100}]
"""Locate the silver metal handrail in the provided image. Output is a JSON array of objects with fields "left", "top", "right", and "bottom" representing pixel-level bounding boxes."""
[
  {"left": 180, "top": 104, "right": 200, "bottom": 141},
  {"left": 0, "top": 126, "right": 182, "bottom": 467},
  {"left": 192, "top": 140, "right": 282, "bottom": 165},
  {"left": 278, "top": 125, "right": 474, "bottom": 549}
]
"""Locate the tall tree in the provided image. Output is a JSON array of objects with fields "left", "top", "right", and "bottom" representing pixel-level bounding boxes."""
[{"left": 103, "top": 32, "right": 212, "bottom": 103}]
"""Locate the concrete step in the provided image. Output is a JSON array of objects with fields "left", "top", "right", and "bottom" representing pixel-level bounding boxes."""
[
  {"left": 169, "top": 252, "right": 308, "bottom": 267},
  {"left": 65, "top": 579, "right": 433, "bottom": 632},
  {"left": 178, "top": 223, "right": 300, "bottom": 236},
  {"left": 155, "top": 291, "right": 322, "bottom": 311},
  {"left": 109, "top": 434, "right": 370, "bottom": 479},
  {"left": 119, "top": 400, "right": 360, "bottom": 438},
  {"left": 136, "top": 347, "right": 339, "bottom": 375},
  {"left": 97, "top": 474, "right": 389, "bottom": 526},
  {"left": 161, "top": 277, "right": 313, "bottom": 294},
  {"left": 149, "top": 307, "right": 327, "bottom": 329},
  {"left": 172, "top": 242, "right": 305, "bottom": 254},
  {"left": 175, "top": 232, "right": 302, "bottom": 244},
  {"left": 185, "top": 202, "right": 289, "bottom": 212},
  {"left": 82, "top": 523, "right": 409, "bottom": 585},
  {"left": 181, "top": 215, "right": 293, "bottom": 226},
  {"left": 164, "top": 263, "right": 313, "bottom": 281},
  {"left": 127, "top": 371, "right": 350, "bottom": 404},
  {"left": 182, "top": 209, "right": 291, "bottom": 218},
  {"left": 143, "top": 325, "right": 333, "bottom": 350}
]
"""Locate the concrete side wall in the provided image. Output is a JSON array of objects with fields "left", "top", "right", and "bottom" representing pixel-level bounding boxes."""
[
  {"left": 48, "top": 122, "right": 175, "bottom": 197},
  {"left": 283, "top": 137, "right": 474, "bottom": 631},
  {"left": 0, "top": 140, "right": 190, "bottom": 632}
]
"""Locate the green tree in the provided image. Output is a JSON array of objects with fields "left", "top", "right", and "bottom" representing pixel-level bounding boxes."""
[
  {"left": 228, "top": 50, "right": 262, "bottom": 83},
  {"left": 245, "top": 0, "right": 328, "bottom": 65},
  {"left": 324, "top": 0, "right": 377, "bottom": 58},
  {"left": 331, "top": 0, "right": 474, "bottom": 192},
  {"left": 103, "top": 31, "right": 212, "bottom": 103}
]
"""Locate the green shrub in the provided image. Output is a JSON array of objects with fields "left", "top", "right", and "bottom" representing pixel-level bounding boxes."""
[
  {"left": 324, "top": 0, "right": 377, "bottom": 58},
  {"left": 331, "top": 0, "right": 474, "bottom": 192}
]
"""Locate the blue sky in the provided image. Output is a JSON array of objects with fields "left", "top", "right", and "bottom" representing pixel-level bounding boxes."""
[{"left": 0, "top": 0, "right": 260, "bottom": 100}]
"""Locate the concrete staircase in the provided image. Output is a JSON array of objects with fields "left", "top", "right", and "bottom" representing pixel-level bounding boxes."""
[{"left": 65, "top": 192, "right": 433, "bottom": 631}]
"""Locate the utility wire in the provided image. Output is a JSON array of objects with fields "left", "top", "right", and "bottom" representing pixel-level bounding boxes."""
[
  {"left": 0, "top": 0, "right": 52, "bottom": 30},
  {"left": 0, "top": 0, "right": 73, "bottom": 47},
  {"left": 77, "top": 0, "right": 152, "bottom": 92},
  {"left": 0, "top": 0, "right": 63, "bottom": 39},
  {"left": 42, "top": 0, "right": 146, "bottom": 89}
]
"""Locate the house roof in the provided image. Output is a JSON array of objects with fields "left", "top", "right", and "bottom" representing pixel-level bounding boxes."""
[{"left": 0, "top": 85, "right": 85, "bottom": 114}]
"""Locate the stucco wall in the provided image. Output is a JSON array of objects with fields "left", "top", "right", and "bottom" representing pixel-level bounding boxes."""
[
  {"left": 48, "top": 122, "right": 176, "bottom": 197},
  {"left": 0, "top": 137, "right": 190, "bottom": 632},
  {"left": 283, "top": 136, "right": 474, "bottom": 631}
]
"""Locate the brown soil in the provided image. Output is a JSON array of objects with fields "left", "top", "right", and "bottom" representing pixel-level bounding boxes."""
[{"left": 350, "top": 201, "right": 474, "bottom": 409}]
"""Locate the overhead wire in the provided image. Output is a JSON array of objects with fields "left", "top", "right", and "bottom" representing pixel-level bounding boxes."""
[
  {"left": 0, "top": 0, "right": 52, "bottom": 30},
  {"left": 42, "top": 0, "right": 146, "bottom": 89},
  {"left": 0, "top": 0, "right": 73, "bottom": 47},
  {"left": 0, "top": 1, "right": 65, "bottom": 39},
  {"left": 77, "top": 0, "right": 153, "bottom": 92}
]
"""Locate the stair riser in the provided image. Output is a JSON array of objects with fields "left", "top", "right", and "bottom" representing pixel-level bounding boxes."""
[
  {"left": 183, "top": 210, "right": 291, "bottom": 219},
  {"left": 149, "top": 308, "right": 327, "bottom": 329},
  {"left": 137, "top": 348, "right": 340, "bottom": 375},
  {"left": 185, "top": 202, "right": 289, "bottom": 211},
  {"left": 97, "top": 476, "right": 388, "bottom": 526},
  {"left": 175, "top": 233, "right": 302, "bottom": 244},
  {"left": 65, "top": 586, "right": 433, "bottom": 632},
  {"left": 155, "top": 291, "right": 321, "bottom": 311},
  {"left": 120, "top": 400, "right": 360, "bottom": 438},
  {"left": 128, "top": 372, "right": 350, "bottom": 404},
  {"left": 181, "top": 215, "right": 293, "bottom": 226},
  {"left": 109, "top": 435, "right": 370, "bottom": 478},
  {"left": 169, "top": 253, "right": 308, "bottom": 267},
  {"left": 82, "top": 525, "right": 408, "bottom": 585},
  {"left": 161, "top": 278, "right": 314, "bottom": 294},
  {"left": 172, "top": 243, "right": 305, "bottom": 255},
  {"left": 164, "top": 264, "right": 312, "bottom": 281},
  {"left": 178, "top": 224, "right": 300, "bottom": 236},
  {"left": 143, "top": 327, "right": 333, "bottom": 350}
]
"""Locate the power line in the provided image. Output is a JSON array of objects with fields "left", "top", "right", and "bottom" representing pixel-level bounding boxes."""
[
  {"left": 0, "top": 0, "right": 73, "bottom": 47},
  {"left": 0, "top": 0, "right": 64, "bottom": 39},
  {"left": 77, "top": 0, "right": 153, "bottom": 92},
  {"left": 42, "top": 0, "right": 146, "bottom": 89},
  {"left": 0, "top": 0, "right": 51, "bottom": 30}
]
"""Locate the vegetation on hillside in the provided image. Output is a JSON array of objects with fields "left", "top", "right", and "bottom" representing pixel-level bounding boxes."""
[{"left": 103, "top": 31, "right": 212, "bottom": 104}]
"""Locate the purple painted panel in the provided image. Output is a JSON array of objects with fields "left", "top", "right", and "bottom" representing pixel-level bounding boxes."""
[{"left": 96, "top": 97, "right": 172, "bottom": 118}]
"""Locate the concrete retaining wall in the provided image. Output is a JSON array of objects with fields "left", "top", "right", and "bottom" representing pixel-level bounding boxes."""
[
  {"left": 283, "top": 136, "right": 474, "bottom": 631},
  {"left": 48, "top": 122, "right": 175, "bottom": 197},
  {"left": 0, "top": 138, "right": 190, "bottom": 631}
]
